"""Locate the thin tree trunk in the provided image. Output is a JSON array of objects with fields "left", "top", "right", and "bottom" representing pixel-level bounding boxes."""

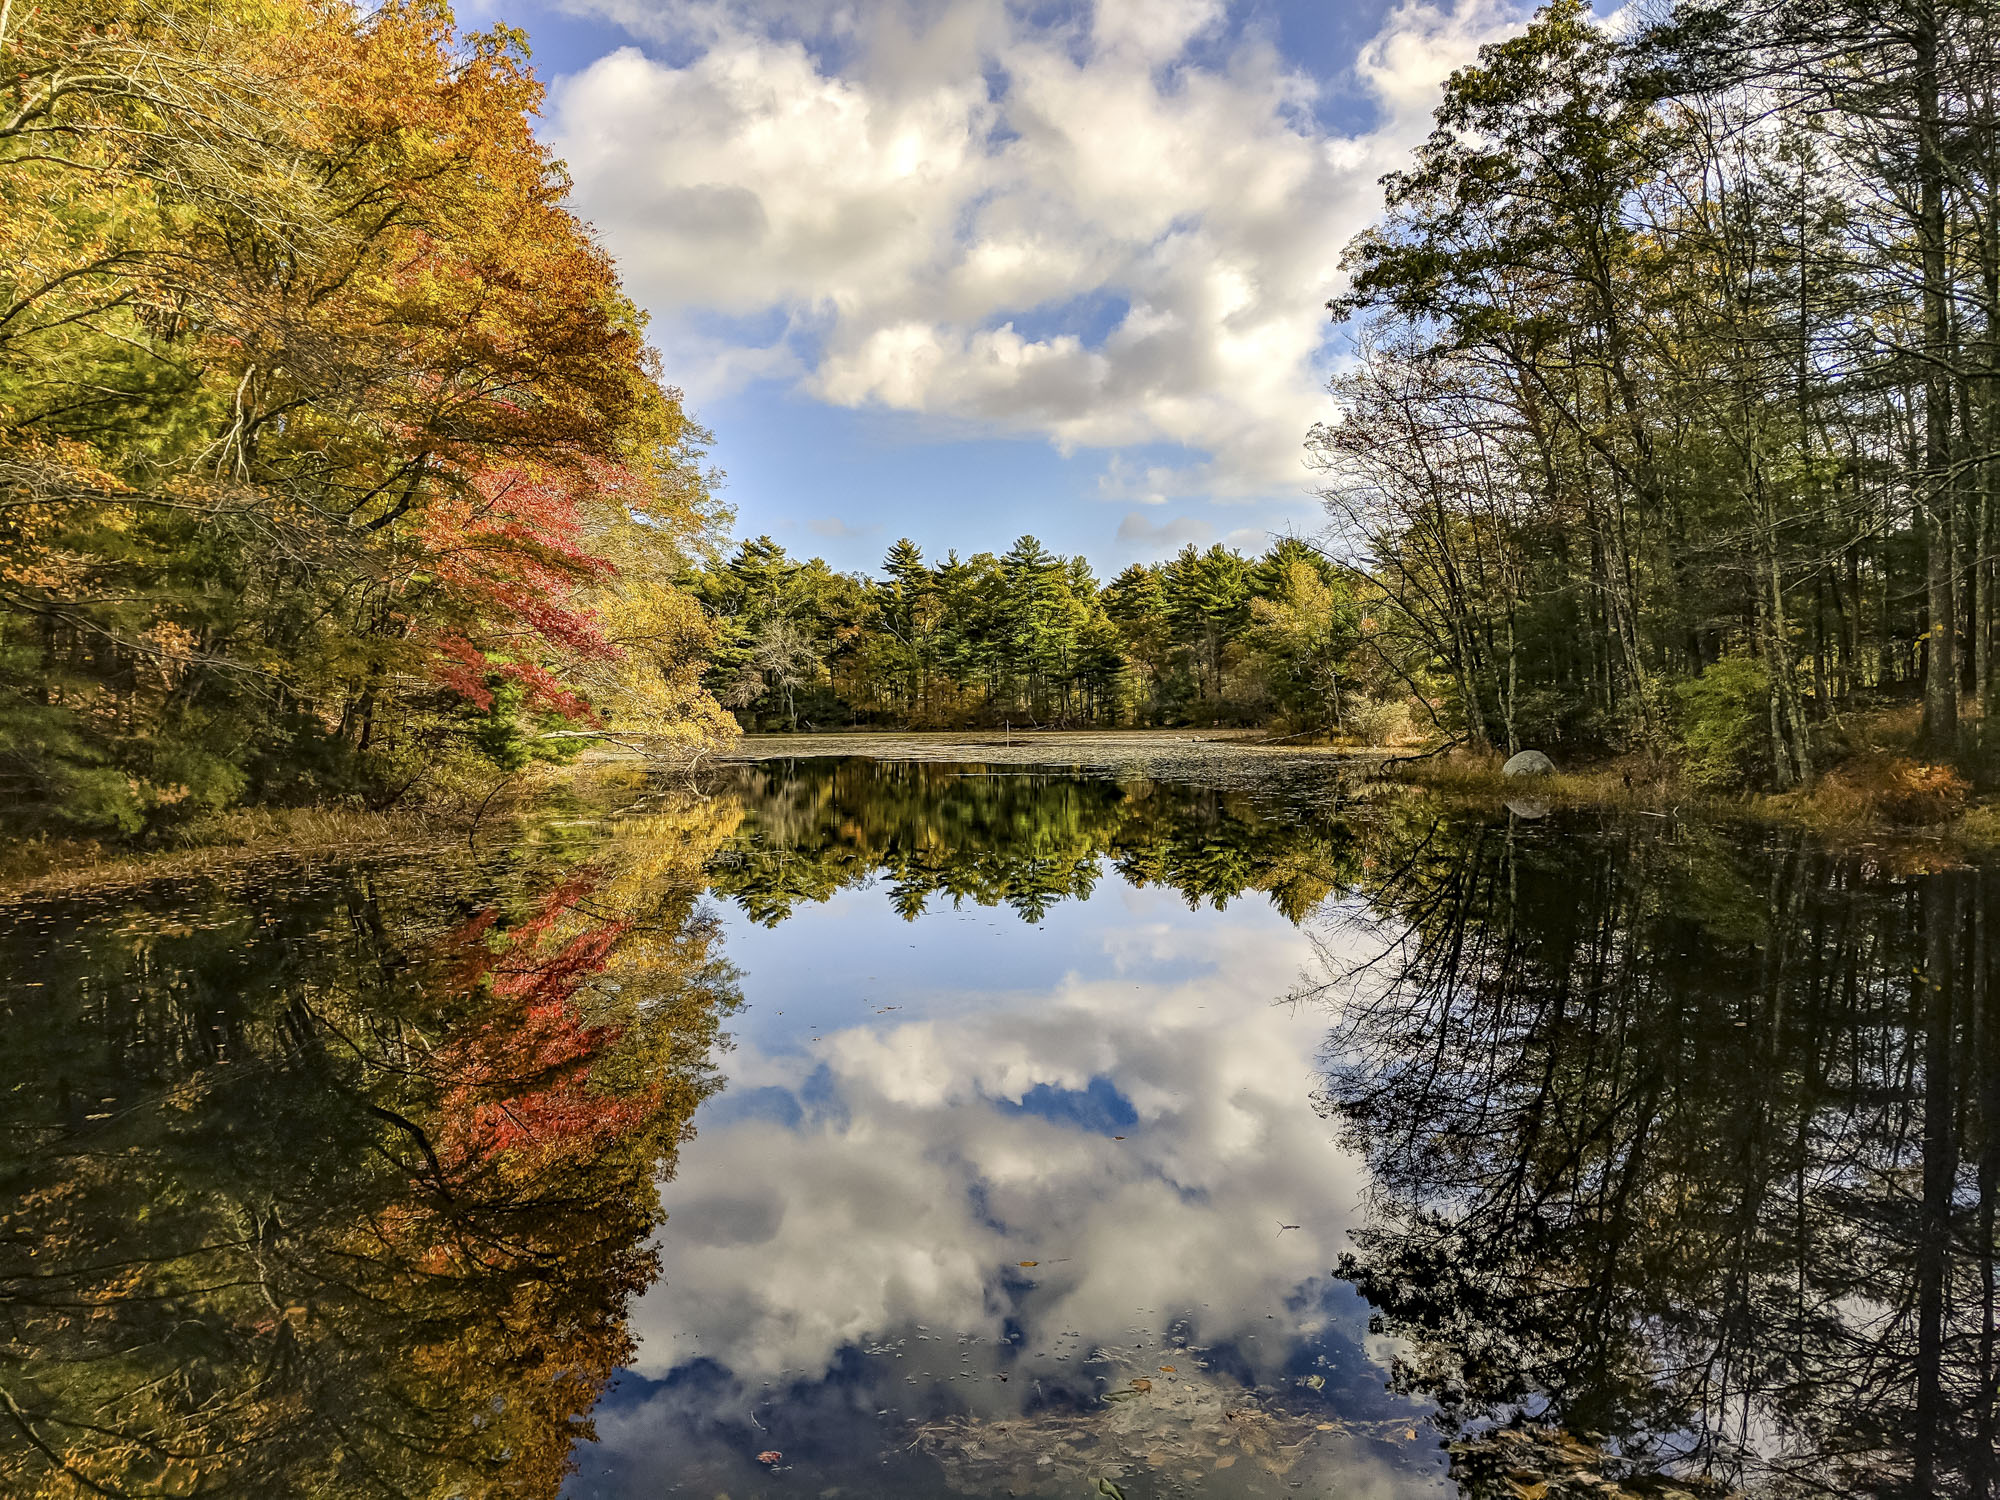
[{"left": 1919, "top": 15, "right": 1960, "bottom": 752}]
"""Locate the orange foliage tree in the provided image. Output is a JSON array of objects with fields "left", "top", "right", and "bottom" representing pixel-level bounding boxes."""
[{"left": 0, "top": 0, "right": 732, "bottom": 836}]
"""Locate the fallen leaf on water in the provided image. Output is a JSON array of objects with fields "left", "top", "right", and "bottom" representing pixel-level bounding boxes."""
[
  {"left": 1316, "top": 1423, "right": 1336, "bottom": 1431},
  {"left": 1129, "top": 1378, "right": 1152, "bottom": 1393},
  {"left": 756, "top": 1449, "right": 782, "bottom": 1464},
  {"left": 1159, "top": 1365, "right": 1177, "bottom": 1373},
  {"left": 1113, "top": 1135, "right": 1126, "bottom": 1140},
  {"left": 1404, "top": 1429, "right": 1418, "bottom": 1441},
  {"left": 1213, "top": 1455, "right": 1236, "bottom": 1469},
  {"left": 1017, "top": 1260, "right": 1039, "bottom": 1268}
]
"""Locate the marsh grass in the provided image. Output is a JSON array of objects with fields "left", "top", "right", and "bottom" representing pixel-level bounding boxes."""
[
  {"left": 0, "top": 756, "right": 632, "bottom": 895},
  {"left": 0, "top": 805, "right": 463, "bottom": 898},
  {"left": 1391, "top": 744, "right": 1997, "bottom": 846}
]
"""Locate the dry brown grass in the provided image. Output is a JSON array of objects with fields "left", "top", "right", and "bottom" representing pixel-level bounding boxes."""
[
  {"left": 1392, "top": 738, "right": 2000, "bottom": 847},
  {"left": 1770, "top": 755, "right": 1970, "bottom": 829},
  {"left": 0, "top": 806, "right": 463, "bottom": 898},
  {"left": 1382, "top": 748, "right": 1691, "bottom": 813},
  {"left": 0, "top": 757, "right": 614, "bottom": 897}
]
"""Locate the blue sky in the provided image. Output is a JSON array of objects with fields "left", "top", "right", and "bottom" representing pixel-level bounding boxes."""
[{"left": 472, "top": 0, "right": 1535, "bottom": 576}]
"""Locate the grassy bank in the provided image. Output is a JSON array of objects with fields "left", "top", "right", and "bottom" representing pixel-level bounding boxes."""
[
  {"left": 0, "top": 755, "right": 712, "bottom": 897},
  {"left": 14, "top": 722, "right": 1995, "bottom": 897},
  {"left": 0, "top": 805, "right": 471, "bottom": 898},
  {"left": 1390, "top": 745, "right": 2000, "bottom": 848}
]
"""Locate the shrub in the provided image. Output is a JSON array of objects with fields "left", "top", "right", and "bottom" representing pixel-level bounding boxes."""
[
  {"left": 1818, "top": 757, "right": 1970, "bottom": 826},
  {"left": 1349, "top": 694, "right": 1414, "bottom": 746},
  {"left": 1671, "top": 657, "right": 1770, "bottom": 788}
]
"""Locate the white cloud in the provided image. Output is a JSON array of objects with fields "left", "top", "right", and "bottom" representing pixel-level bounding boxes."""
[
  {"left": 1223, "top": 522, "right": 1278, "bottom": 552},
  {"left": 547, "top": 0, "right": 1528, "bottom": 501},
  {"left": 624, "top": 889, "right": 1382, "bottom": 1394}
]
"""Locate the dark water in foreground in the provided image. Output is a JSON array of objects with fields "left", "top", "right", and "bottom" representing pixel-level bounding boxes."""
[{"left": 3, "top": 758, "right": 1997, "bottom": 1499}]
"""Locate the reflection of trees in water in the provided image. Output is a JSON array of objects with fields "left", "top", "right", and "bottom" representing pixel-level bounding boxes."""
[
  {"left": 25, "top": 765, "right": 1989, "bottom": 1497},
  {"left": 704, "top": 757, "right": 1361, "bottom": 923},
  {"left": 1306, "top": 817, "right": 2000, "bottom": 1497},
  {"left": 0, "top": 804, "right": 740, "bottom": 1497}
]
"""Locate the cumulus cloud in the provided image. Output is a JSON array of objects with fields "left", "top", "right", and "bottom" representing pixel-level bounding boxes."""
[
  {"left": 547, "top": 0, "right": 1527, "bottom": 500},
  {"left": 1224, "top": 523, "right": 1279, "bottom": 551},
  {"left": 623, "top": 888, "right": 1381, "bottom": 1391}
]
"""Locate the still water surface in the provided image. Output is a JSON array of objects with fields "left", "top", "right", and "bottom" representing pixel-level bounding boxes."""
[{"left": 3, "top": 757, "right": 1995, "bottom": 1498}]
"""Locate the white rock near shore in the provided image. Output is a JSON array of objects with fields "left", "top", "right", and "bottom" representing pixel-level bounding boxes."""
[{"left": 1502, "top": 749, "right": 1556, "bottom": 778}]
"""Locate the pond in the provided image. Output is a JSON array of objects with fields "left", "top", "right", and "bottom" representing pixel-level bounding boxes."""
[{"left": 2, "top": 754, "right": 1995, "bottom": 1499}]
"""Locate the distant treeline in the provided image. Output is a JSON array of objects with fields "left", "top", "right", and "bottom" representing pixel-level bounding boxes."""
[{"left": 691, "top": 534, "right": 1378, "bottom": 734}]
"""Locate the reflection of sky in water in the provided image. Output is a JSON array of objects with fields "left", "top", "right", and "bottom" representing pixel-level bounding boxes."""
[{"left": 565, "top": 869, "right": 1449, "bottom": 1498}]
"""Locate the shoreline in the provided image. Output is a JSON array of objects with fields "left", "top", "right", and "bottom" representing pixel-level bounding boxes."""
[
  {"left": 1386, "top": 752, "right": 2000, "bottom": 852},
  {"left": 9, "top": 730, "right": 1994, "bottom": 895},
  {"left": 714, "top": 730, "right": 2000, "bottom": 851},
  {"left": 0, "top": 806, "right": 470, "bottom": 901},
  {"left": 700, "top": 726, "right": 1375, "bottom": 766}
]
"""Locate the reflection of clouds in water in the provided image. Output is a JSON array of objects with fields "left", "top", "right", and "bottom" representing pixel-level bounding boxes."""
[
  {"left": 576, "top": 878, "right": 1451, "bottom": 1496},
  {"left": 627, "top": 884, "right": 1380, "bottom": 1389}
]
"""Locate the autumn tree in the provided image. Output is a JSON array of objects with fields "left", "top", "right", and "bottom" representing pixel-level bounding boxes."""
[{"left": 0, "top": 0, "right": 730, "bottom": 835}]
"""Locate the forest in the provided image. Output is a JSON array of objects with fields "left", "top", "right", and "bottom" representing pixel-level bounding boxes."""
[
  {"left": 696, "top": 0, "right": 2000, "bottom": 796},
  {"left": 1321, "top": 0, "right": 2000, "bottom": 789},
  {"left": 11, "top": 0, "right": 2000, "bottom": 841},
  {"left": 690, "top": 534, "right": 1372, "bottom": 737},
  {"left": 1, "top": 0, "right": 731, "bottom": 840}
]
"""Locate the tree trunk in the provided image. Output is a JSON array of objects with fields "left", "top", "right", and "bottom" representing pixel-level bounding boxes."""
[
  {"left": 1914, "top": 870, "right": 1961, "bottom": 1494},
  {"left": 1919, "top": 15, "right": 1960, "bottom": 752}
]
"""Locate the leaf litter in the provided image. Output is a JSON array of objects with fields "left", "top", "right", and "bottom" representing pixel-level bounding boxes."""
[{"left": 907, "top": 1361, "right": 1414, "bottom": 1493}]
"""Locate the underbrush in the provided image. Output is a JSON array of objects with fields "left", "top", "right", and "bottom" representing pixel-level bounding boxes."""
[
  {"left": 1770, "top": 755, "right": 1970, "bottom": 828},
  {"left": 1390, "top": 734, "right": 1992, "bottom": 843}
]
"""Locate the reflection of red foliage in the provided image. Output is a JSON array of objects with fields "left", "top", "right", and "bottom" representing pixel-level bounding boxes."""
[
  {"left": 433, "top": 872, "right": 661, "bottom": 1180},
  {"left": 505, "top": 872, "right": 600, "bottom": 947},
  {"left": 490, "top": 922, "right": 625, "bottom": 1000}
]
